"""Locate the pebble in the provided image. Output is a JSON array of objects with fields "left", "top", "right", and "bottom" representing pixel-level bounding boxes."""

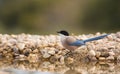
[
  {"left": 107, "top": 35, "right": 113, "bottom": 40},
  {"left": 23, "top": 49, "right": 31, "bottom": 56},
  {"left": 40, "top": 61, "right": 51, "bottom": 68},
  {"left": 12, "top": 47, "right": 19, "bottom": 54},
  {"left": 17, "top": 43, "right": 25, "bottom": 50},
  {"left": 59, "top": 56, "right": 64, "bottom": 64},
  {"left": 48, "top": 49, "right": 55, "bottom": 55},
  {"left": 116, "top": 32, "right": 120, "bottom": 38},
  {"left": 33, "top": 49, "right": 39, "bottom": 53},
  {"left": 8, "top": 39, "right": 17, "bottom": 45},
  {"left": 108, "top": 51, "right": 115, "bottom": 56},
  {"left": 27, "top": 54, "right": 39, "bottom": 62},
  {"left": 95, "top": 52, "right": 101, "bottom": 58},
  {"left": 15, "top": 54, "right": 26, "bottom": 60},
  {"left": 50, "top": 56, "right": 58, "bottom": 63},
  {"left": 99, "top": 57, "right": 106, "bottom": 61},
  {"left": 106, "top": 56, "right": 114, "bottom": 61},
  {"left": 100, "top": 52, "right": 109, "bottom": 58},
  {"left": 43, "top": 53, "right": 51, "bottom": 58},
  {"left": 88, "top": 50, "right": 96, "bottom": 57},
  {"left": 66, "top": 57, "right": 74, "bottom": 64},
  {"left": 117, "top": 56, "right": 120, "bottom": 62}
]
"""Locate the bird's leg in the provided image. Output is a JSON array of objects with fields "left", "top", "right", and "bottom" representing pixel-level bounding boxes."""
[{"left": 64, "top": 50, "right": 73, "bottom": 57}]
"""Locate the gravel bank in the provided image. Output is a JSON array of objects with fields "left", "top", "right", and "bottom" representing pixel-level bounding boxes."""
[{"left": 0, "top": 32, "right": 120, "bottom": 63}]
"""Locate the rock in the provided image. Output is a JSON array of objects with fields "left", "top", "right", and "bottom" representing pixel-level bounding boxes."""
[
  {"left": 95, "top": 51, "right": 101, "bottom": 58},
  {"left": 59, "top": 56, "right": 64, "bottom": 64},
  {"left": 15, "top": 54, "right": 26, "bottom": 60},
  {"left": 88, "top": 50, "right": 96, "bottom": 57},
  {"left": 99, "top": 57, "right": 106, "bottom": 61},
  {"left": 41, "top": 61, "right": 51, "bottom": 68},
  {"left": 116, "top": 32, "right": 120, "bottom": 38},
  {"left": 48, "top": 49, "right": 55, "bottom": 55},
  {"left": 8, "top": 38, "right": 17, "bottom": 45},
  {"left": 90, "top": 57, "right": 97, "bottom": 61},
  {"left": 27, "top": 54, "right": 39, "bottom": 62},
  {"left": 106, "top": 56, "right": 114, "bottom": 61},
  {"left": 108, "top": 51, "right": 115, "bottom": 56},
  {"left": 40, "top": 49, "right": 51, "bottom": 58},
  {"left": 117, "top": 56, "right": 120, "bottom": 62},
  {"left": 43, "top": 53, "right": 51, "bottom": 58},
  {"left": 17, "top": 43, "right": 25, "bottom": 50},
  {"left": 66, "top": 57, "right": 74, "bottom": 64},
  {"left": 33, "top": 49, "right": 39, "bottom": 53},
  {"left": 12, "top": 47, "right": 19, "bottom": 54},
  {"left": 23, "top": 49, "right": 31, "bottom": 56},
  {"left": 107, "top": 35, "right": 113, "bottom": 40},
  {"left": 50, "top": 56, "right": 58, "bottom": 63},
  {"left": 100, "top": 52, "right": 109, "bottom": 58}
]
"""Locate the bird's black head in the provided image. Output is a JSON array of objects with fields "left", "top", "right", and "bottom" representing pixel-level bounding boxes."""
[{"left": 57, "top": 30, "right": 69, "bottom": 36}]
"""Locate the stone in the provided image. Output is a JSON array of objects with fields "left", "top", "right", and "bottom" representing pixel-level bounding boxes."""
[
  {"left": 100, "top": 52, "right": 109, "bottom": 58},
  {"left": 41, "top": 61, "right": 51, "bottom": 68},
  {"left": 50, "top": 56, "right": 58, "bottom": 63},
  {"left": 106, "top": 56, "right": 114, "bottom": 61},
  {"left": 23, "top": 49, "right": 31, "bottom": 56},
  {"left": 33, "top": 49, "right": 39, "bottom": 53},
  {"left": 12, "top": 47, "right": 19, "bottom": 54},
  {"left": 43, "top": 53, "right": 51, "bottom": 58},
  {"left": 17, "top": 43, "right": 25, "bottom": 50},
  {"left": 99, "top": 57, "right": 106, "bottom": 61},
  {"left": 27, "top": 54, "right": 39, "bottom": 62},
  {"left": 95, "top": 51, "right": 101, "bottom": 58},
  {"left": 117, "top": 56, "right": 120, "bottom": 62},
  {"left": 66, "top": 57, "right": 74, "bottom": 64},
  {"left": 108, "top": 51, "right": 115, "bottom": 56},
  {"left": 88, "top": 50, "right": 96, "bottom": 57},
  {"left": 59, "top": 56, "right": 64, "bottom": 64},
  {"left": 48, "top": 49, "right": 55, "bottom": 55}
]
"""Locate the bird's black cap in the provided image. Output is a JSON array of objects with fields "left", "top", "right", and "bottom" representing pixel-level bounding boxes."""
[{"left": 57, "top": 30, "right": 69, "bottom": 36}]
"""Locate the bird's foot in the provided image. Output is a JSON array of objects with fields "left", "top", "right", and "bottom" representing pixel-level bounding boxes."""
[{"left": 64, "top": 51, "right": 73, "bottom": 57}]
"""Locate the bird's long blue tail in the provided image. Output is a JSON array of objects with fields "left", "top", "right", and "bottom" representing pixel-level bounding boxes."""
[{"left": 83, "top": 34, "right": 109, "bottom": 43}]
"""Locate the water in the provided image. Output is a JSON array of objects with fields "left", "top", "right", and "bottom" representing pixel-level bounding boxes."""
[{"left": 0, "top": 58, "right": 120, "bottom": 74}]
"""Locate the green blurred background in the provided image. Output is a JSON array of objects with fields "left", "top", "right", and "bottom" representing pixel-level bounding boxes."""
[{"left": 0, "top": 0, "right": 120, "bottom": 35}]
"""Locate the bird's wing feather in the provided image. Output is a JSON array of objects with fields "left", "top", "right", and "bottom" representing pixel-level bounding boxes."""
[
  {"left": 66, "top": 34, "right": 109, "bottom": 46},
  {"left": 83, "top": 34, "right": 109, "bottom": 43},
  {"left": 68, "top": 40, "right": 85, "bottom": 46},
  {"left": 65, "top": 36, "right": 85, "bottom": 46}
]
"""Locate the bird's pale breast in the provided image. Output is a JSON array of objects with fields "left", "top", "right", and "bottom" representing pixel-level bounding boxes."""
[{"left": 61, "top": 36, "right": 79, "bottom": 51}]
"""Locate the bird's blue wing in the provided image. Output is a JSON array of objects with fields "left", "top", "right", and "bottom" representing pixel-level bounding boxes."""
[
  {"left": 69, "top": 34, "right": 109, "bottom": 46},
  {"left": 69, "top": 40, "right": 85, "bottom": 46},
  {"left": 83, "top": 34, "right": 109, "bottom": 43}
]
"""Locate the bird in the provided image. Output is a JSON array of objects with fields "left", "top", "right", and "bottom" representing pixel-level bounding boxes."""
[{"left": 57, "top": 30, "right": 109, "bottom": 51}]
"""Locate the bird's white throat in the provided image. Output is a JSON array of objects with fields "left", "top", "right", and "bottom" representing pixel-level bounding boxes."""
[{"left": 59, "top": 34, "right": 68, "bottom": 42}]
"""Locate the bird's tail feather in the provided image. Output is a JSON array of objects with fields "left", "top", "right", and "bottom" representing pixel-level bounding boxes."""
[{"left": 83, "top": 34, "right": 109, "bottom": 43}]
